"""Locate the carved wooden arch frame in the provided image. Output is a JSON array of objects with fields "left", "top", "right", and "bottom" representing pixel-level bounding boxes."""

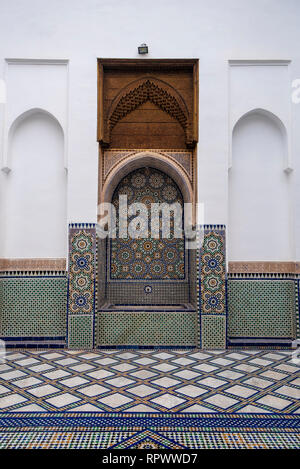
[
  {"left": 101, "top": 151, "right": 195, "bottom": 224},
  {"left": 104, "top": 77, "right": 193, "bottom": 147}
]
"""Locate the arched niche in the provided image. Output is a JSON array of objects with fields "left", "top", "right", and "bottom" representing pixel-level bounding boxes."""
[
  {"left": 98, "top": 160, "right": 197, "bottom": 310},
  {"left": 101, "top": 151, "right": 194, "bottom": 224},
  {"left": 229, "top": 108, "right": 292, "bottom": 261},
  {"left": 4, "top": 108, "right": 67, "bottom": 258}
]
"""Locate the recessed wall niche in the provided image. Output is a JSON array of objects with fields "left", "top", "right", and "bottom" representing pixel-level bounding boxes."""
[
  {"left": 96, "top": 59, "right": 199, "bottom": 345},
  {"left": 5, "top": 109, "right": 67, "bottom": 258}
]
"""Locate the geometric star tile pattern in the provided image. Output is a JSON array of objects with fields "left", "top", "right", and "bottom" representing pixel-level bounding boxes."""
[{"left": 0, "top": 348, "right": 299, "bottom": 414}]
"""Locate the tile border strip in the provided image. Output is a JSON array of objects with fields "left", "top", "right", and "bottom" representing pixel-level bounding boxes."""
[
  {"left": 229, "top": 261, "right": 300, "bottom": 274},
  {"left": 198, "top": 225, "right": 227, "bottom": 349},
  {"left": 67, "top": 224, "right": 97, "bottom": 349},
  {"left": 0, "top": 258, "right": 66, "bottom": 271}
]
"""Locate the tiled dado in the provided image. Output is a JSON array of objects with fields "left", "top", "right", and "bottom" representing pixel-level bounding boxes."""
[
  {"left": 67, "top": 224, "right": 97, "bottom": 349},
  {"left": 227, "top": 273, "right": 296, "bottom": 346},
  {"left": 68, "top": 224, "right": 227, "bottom": 349},
  {"left": 228, "top": 262, "right": 300, "bottom": 344},
  {"left": 199, "top": 226, "right": 227, "bottom": 349},
  {"left": 0, "top": 271, "right": 67, "bottom": 347},
  {"left": 0, "top": 258, "right": 66, "bottom": 271},
  {"left": 95, "top": 311, "right": 198, "bottom": 347}
]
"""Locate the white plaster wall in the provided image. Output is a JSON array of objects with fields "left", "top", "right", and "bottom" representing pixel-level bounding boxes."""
[
  {"left": 229, "top": 111, "right": 292, "bottom": 261},
  {"left": 0, "top": 0, "right": 299, "bottom": 259},
  {"left": 2, "top": 111, "right": 67, "bottom": 258}
]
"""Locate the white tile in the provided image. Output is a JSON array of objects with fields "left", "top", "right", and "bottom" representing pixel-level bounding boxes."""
[
  {"left": 13, "top": 377, "right": 43, "bottom": 388},
  {"left": 94, "top": 358, "right": 118, "bottom": 366},
  {"left": 259, "top": 370, "right": 287, "bottom": 381},
  {"left": 151, "top": 363, "right": 177, "bottom": 372},
  {"left": 151, "top": 377, "right": 181, "bottom": 388},
  {"left": 129, "top": 370, "right": 157, "bottom": 380},
  {"left": 27, "top": 384, "right": 60, "bottom": 397},
  {"left": 275, "top": 364, "right": 299, "bottom": 374},
  {"left": 54, "top": 358, "right": 79, "bottom": 366},
  {"left": 124, "top": 404, "right": 158, "bottom": 412},
  {"left": 69, "top": 403, "right": 103, "bottom": 412},
  {"left": 5, "top": 353, "right": 26, "bottom": 360},
  {"left": 150, "top": 393, "right": 186, "bottom": 409},
  {"left": 42, "top": 369, "right": 71, "bottom": 380},
  {"left": 0, "top": 364, "right": 13, "bottom": 372},
  {"left": 153, "top": 352, "right": 175, "bottom": 360},
  {"left": 104, "top": 377, "right": 136, "bottom": 388},
  {"left": 234, "top": 364, "right": 259, "bottom": 373},
  {"left": 59, "top": 376, "right": 89, "bottom": 387},
  {"left": 197, "top": 377, "right": 227, "bottom": 388},
  {"left": 225, "top": 385, "right": 257, "bottom": 398},
  {"left": 87, "top": 369, "right": 115, "bottom": 379},
  {"left": 189, "top": 352, "right": 212, "bottom": 360},
  {"left": 287, "top": 358, "right": 300, "bottom": 365},
  {"left": 204, "top": 394, "right": 238, "bottom": 409},
  {"left": 176, "top": 385, "right": 207, "bottom": 397},
  {"left": 173, "top": 370, "right": 201, "bottom": 380},
  {"left": 192, "top": 364, "right": 218, "bottom": 372},
  {"left": 171, "top": 358, "right": 195, "bottom": 366},
  {"left": 289, "top": 378, "right": 300, "bottom": 386},
  {"left": 237, "top": 405, "right": 270, "bottom": 413},
  {"left": 133, "top": 358, "right": 157, "bottom": 365},
  {"left": 111, "top": 363, "right": 137, "bottom": 372},
  {"left": 255, "top": 395, "right": 292, "bottom": 410},
  {"left": 126, "top": 385, "right": 158, "bottom": 397},
  {"left": 15, "top": 358, "right": 40, "bottom": 366},
  {"left": 40, "top": 353, "right": 64, "bottom": 359},
  {"left": 262, "top": 353, "right": 286, "bottom": 361},
  {"left": 243, "top": 377, "right": 273, "bottom": 389},
  {"left": 275, "top": 385, "right": 300, "bottom": 399},
  {"left": 216, "top": 370, "right": 244, "bottom": 380},
  {"left": 10, "top": 403, "right": 47, "bottom": 412},
  {"left": 78, "top": 353, "right": 100, "bottom": 359},
  {"left": 249, "top": 358, "right": 273, "bottom": 366},
  {"left": 210, "top": 358, "right": 234, "bottom": 366},
  {"left": 0, "top": 370, "right": 27, "bottom": 381},
  {"left": 98, "top": 393, "right": 133, "bottom": 408},
  {"left": 0, "top": 393, "right": 27, "bottom": 408},
  {"left": 115, "top": 352, "right": 138, "bottom": 360},
  {"left": 0, "top": 385, "right": 10, "bottom": 394},
  {"left": 46, "top": 393, "right": 81, "bottom": 408},
  {"left": 28, "top": 364, "right": 54, "bottom": 372},
  {"left": 70, "top": 363, "right": 95, "bottom": 372},
  {"left": 77, "top": 384, "right": 110, "bottom": 397},
  {"left": 181, "top": 404, "right": 216, "bottom": 413},
  {"left": 226, "top": 353, "right": 248, "bottom": 360}
]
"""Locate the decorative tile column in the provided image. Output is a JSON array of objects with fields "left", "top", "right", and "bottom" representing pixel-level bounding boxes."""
[
  {"left": 67, "top": 223, "right": 97, "bottom": 349},
  {"left": 198, "top": 225, "right": 227, "bottom": 349}
]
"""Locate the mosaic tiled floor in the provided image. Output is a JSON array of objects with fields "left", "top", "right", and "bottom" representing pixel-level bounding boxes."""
[{"left": 0, "top": 348, "right": 299, "bottom": 448}]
